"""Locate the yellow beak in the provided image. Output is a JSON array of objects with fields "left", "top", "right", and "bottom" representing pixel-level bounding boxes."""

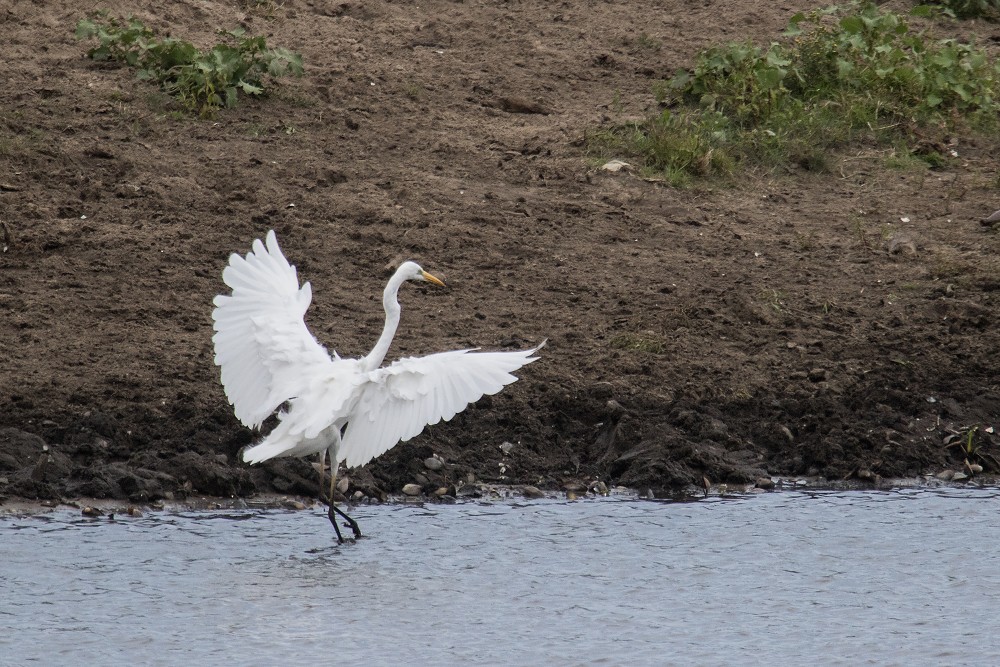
[{"left": 421, "top": 270, "right": 446, "bottom": 287}]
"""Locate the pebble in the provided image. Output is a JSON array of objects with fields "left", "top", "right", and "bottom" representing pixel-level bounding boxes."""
[
  {"left": 600, "top": 159, "right": 633, "bottom": 173},
  {"left": 336, "top": 475, "right": 350, "bottom": 494},
  {"left": 126, "top": 506, "right": 143, "bottom": 517},
  {"left": 499, "top": 441, "right": 515, "bottom": 455},
  {"left": 424, "top": 457, "right": 444, "bottom": 471},
  {"left": 590, "top": 481, "right": 609, "bottom": 496},
  {"left": 81, "top": 506, "right": 103, "bottom": 517},
  {"left": 283, "top": 499, "right": 307, "bottom": 510},
  {"left": 755, "top": 477, "right": 775, "bottom": 490},
  {"left": 951, "top": 472, "right": 969, "bottom": 482},
  {"left": 521, "top": 485, "right": 545, "bottom": 499},
  {"left": 402, "top": 483, "right": 422, "bottom": 496},
  {"left": 968, "top": 463, "right": 983, "bottom": 474},
  {"left": 936, "top": 470, "right": 955, "bottom": 481},
  {"left": 414, "top": 473, "right": 429, "bottom": 485},
  {"left": 432, "top": 487, "right": 449, "bottom": 497},
  {"left": 857, "top": 468, "right": 874, "bottom": 480},
  {"left": 352, "top": 490, "right": 364, "bottom": 501}
]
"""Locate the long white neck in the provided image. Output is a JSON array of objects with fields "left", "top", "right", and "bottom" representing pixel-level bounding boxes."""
[{"left": 361, "top": 267, "right": 409, "bottom": 372}]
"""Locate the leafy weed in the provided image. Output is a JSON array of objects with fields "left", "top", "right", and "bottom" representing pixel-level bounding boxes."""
[
  {"left": 75, "top": 13, "right": 304, "bottom": 118},
  {"left": 591, "top": 2, "right": 1000, "bottom": 182}
]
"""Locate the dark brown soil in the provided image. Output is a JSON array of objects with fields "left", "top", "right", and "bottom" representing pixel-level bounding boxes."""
[{"left": 2, "top": 0, "right": 999, "bottom": 505}]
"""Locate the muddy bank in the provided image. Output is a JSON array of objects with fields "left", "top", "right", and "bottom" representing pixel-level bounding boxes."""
[{"left": 1, "top": 0, "right": 999, "bottom": 506}]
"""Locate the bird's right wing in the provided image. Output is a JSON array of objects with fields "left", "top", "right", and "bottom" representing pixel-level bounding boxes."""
[
  {"left": 340, "top": 342, "right": 544, "bottom": 468},
  {"left": 212, "top": 230, "right": 335, "bottom": 430}
]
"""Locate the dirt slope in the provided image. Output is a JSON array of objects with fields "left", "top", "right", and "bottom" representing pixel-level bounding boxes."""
[{"left": 1, "top": 0, "right": 998, "bottom": 504}]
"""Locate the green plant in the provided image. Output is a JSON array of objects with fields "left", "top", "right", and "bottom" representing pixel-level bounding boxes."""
[
  {"left": 75, "top": 13, "right": 303, "bottom": 117},
  {"left": 921, "top": 0, "right": 1000, "bottom": 19},
  {"left": 945, "top": 425, "right": 1000, "bottom": 471},
  {"left": 591, "top": 2, "right": 1000, "bottom": 181}
]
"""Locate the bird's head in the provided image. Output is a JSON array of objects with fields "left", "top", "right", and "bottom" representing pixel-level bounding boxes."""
[{"left": 398, "top": 261, "right": 446, "bottom": 287}]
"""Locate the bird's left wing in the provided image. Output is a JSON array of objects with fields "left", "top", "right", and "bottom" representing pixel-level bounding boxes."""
[
  {"left": 212, "top": 230, "right": 336, "bottom": 430},
  {"left": 340, "top": 343, "right": 544, "bottom": 468}
]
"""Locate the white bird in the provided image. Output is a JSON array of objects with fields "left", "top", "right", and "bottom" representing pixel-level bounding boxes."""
[{"left": 211, "top": 230, "right": 543, "bottom": 541}]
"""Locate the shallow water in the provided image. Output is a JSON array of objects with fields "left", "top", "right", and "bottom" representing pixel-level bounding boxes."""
[{"left": 2, "top": 487, "right": 1000, "bottom": 665}]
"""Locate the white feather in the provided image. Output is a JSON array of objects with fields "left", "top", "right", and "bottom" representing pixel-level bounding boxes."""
[{"left": 211, "top": 230, "right": 543, "bottom": 477}]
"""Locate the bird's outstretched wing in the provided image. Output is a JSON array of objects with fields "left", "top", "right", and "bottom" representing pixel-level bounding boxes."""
[
  {"left": 212, "top": 230, "right": 335, "bottom": 429},
  {"left": 340, "top": 342, "right": 544, "bottom": 468}
]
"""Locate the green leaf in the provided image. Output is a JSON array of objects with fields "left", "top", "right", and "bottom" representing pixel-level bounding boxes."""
[
  {"left": 75, "top": 19, "right": 97, "bottom": 40},
  {"left": 839, "top": 16, "right": 864, "bottom": 35},
  {"left": 240, "top": 81, "right": 263, "bottom": 95},
  {"left": 668, "top": 69, "right": 691, "bottom": 90},
  {"left": 755, "top": 67, "right": 785, "bottom": 90},
  {"left": 766, "top": 48, "right": 791, "bottom": 68},
  {"left": 784, "top": 13, "right": 805, "bottom": 37}
]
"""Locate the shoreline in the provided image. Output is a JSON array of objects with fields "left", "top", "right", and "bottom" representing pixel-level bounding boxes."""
[{"left": 4, "top": 475, "right": 996, "bottom": 517}]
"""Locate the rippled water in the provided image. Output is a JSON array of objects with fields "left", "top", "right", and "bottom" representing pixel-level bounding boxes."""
[{"left": 2, "top": 487, "right": 1000, "bottom": 665}]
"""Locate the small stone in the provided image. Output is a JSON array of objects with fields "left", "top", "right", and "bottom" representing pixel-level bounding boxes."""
[
  {"left": 936, "top": 470, "right": 955, "bottom": 481},
  {"left": 402, "top": 483, "right": 422, "bottom": 496},
  {"left": 126, "top": 506, "right": 143, "bottom": 517},
  {"left": 499, "top": 441, "right": 515, "bottom": 455},
  {"left": 521, "top": 485, "right": 545, "bottom": 499},
  {"left": 755, "top": 477, "right": 775, "bottom": 490},
  {"left": 424, "top": 457, "right": 444, "bottom": 471},
  {"left": 951, "top": 472, "right": 968, "bottom": 482},
  {"left": 857, "top": 469, "right": 874, "bottom": 480},
  {"left": 336, "top": 476, "right": 350, "bottom": 494},
  {"left": 968, "top": 463, "right": 984, "bottom": 474},
  {"left": 432, "top": 487, "right": 449, "bottom": 497},
  {"left": 566, "top": 490, "right": 578, "bottom": 500},
  {"left": 81, "top": 506, "right": 103, "bottom": 517},
  {"left": 981, "top": 209, "right": 1000, "bottom": 226},
  {"left": 600, "top": 159, "right": 633, "bottom": 173},
  {"left": 284, "top": 499, "right": 306, "bottom": 510},
  {"left": 590, "top": 481, "right": 609, "bottom": 496},
  {"left": 352, "top": 490, "right": 364, "bottom": 501},
  {"left": 414, "top": 473, "right": 429, "bottom": 485}
]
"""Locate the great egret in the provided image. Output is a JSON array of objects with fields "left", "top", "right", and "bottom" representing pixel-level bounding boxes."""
[{"left": 211, "top": 230, "right": 543, "bottom": 542}]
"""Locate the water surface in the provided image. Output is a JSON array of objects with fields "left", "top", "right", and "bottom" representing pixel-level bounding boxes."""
[{"left": 2, "top": 488, "right": 999, "bottom": 665}]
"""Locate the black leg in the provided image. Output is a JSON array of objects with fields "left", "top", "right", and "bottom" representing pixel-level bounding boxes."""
[
  {"left": 327, "top": 501, "right": 346, "bottom": 543},
  {"left": 328, "top": 502, "right": 362, "bottom": 540}
]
